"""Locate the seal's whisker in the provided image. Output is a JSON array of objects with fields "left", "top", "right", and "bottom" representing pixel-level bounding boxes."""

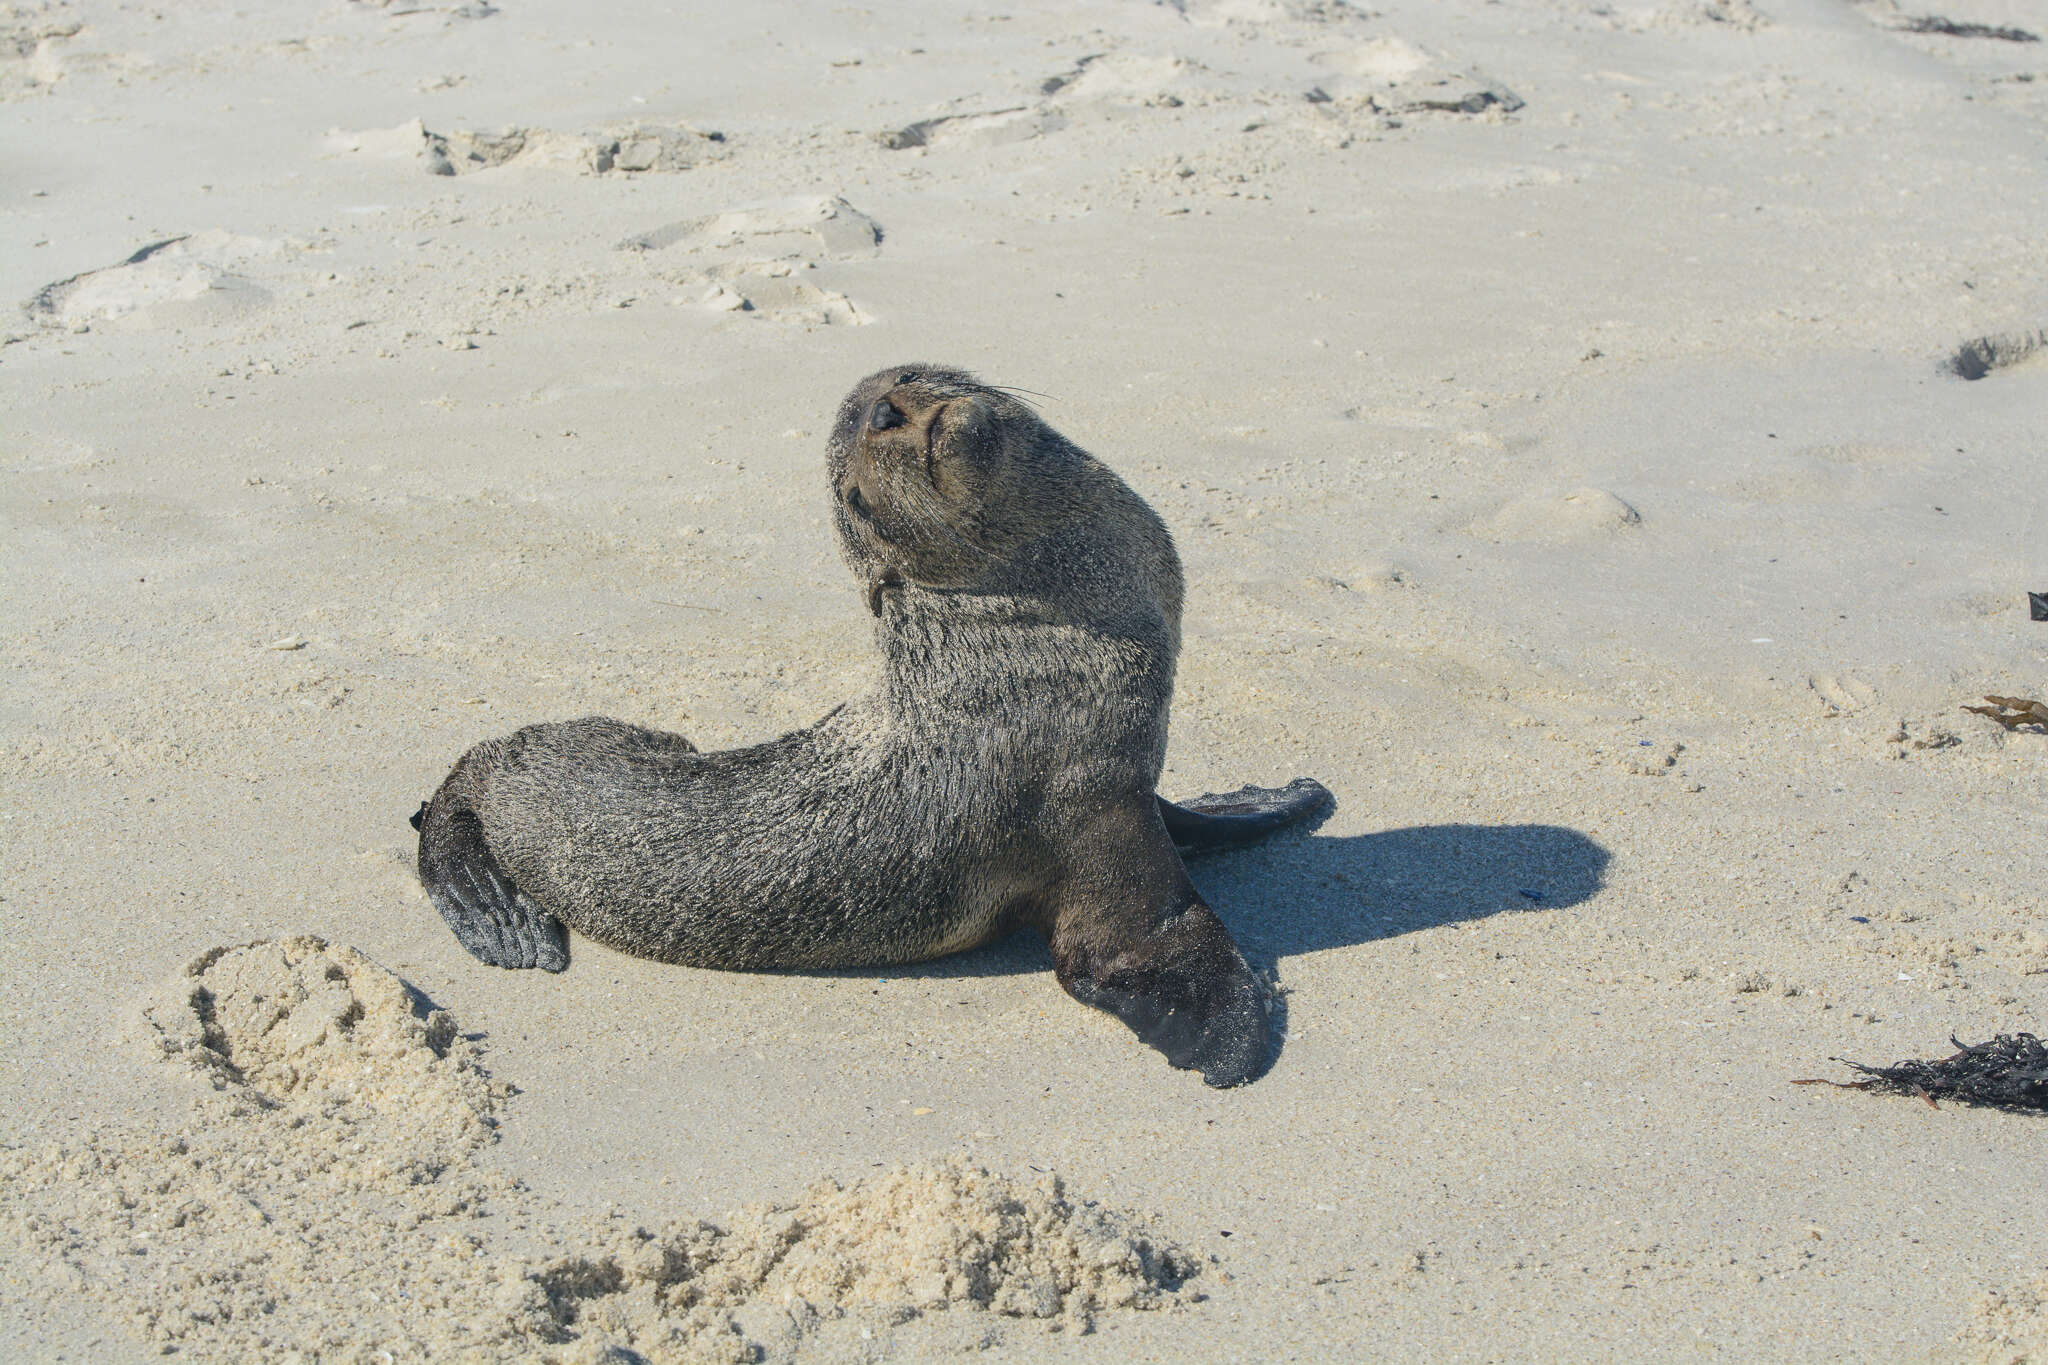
[{"left": 981, "top": 384, "right": 1050, "bottom": 408}]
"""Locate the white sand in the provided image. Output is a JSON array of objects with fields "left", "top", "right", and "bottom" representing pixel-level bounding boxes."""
[
  {"left": 5, "top": 939, "right": 1195, "bottom": 1360},
  {"left": 3, "top": 0, "right": 2046, "bottom": 1359}
]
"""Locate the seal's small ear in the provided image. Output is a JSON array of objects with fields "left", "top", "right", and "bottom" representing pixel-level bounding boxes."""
[
  {"left": 866, "top": 566, "right": 904, "bottom": 617},
  {"left": 410, "top": 801, "right": 428, "bottom": 832}
]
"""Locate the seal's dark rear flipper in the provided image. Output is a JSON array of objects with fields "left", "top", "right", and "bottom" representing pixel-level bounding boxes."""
[
  {"left": 416, "top": 798, "right": 568, "bottom": 972},
  {"left": 1159, "top": 777, "right": 1332, "bottom": 858}
]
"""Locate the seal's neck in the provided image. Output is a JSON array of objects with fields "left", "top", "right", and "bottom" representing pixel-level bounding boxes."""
[{"left": 872, "top": 585, "right": 1176, "bottom": 777}]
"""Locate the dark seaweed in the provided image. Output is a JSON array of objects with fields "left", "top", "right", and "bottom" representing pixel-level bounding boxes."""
[
  {"left": 1798, "top": 1034, "right": 2048, "bottom": 1113},
  {"left": 1963, "top": 696, "right": 2048, "bottom": 732},
  {"left": 1899, "top": 15, "right": 2039, "bottom": 41}
]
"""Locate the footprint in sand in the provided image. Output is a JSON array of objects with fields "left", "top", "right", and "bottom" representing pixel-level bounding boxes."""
[
  {"left": 877, "top": 52, "right": 1196, "bottom": 153},
  {"left": 1043, "top": 52, "right": 1191, "bottom": 105},
  {"left": 137, "top": 937, "right": 481, "bottom": 1115},
  {"left": 877, "top": 105, "right": 1067, "bottom": 150},
  {"left": 0, "top": 3, "right": 151, "bottom": 99},
  {"left": 620, "top": 196, "right": 881, "bottom": 259},
  {"left": 1156, "top": 0, "right": 1368, "bottom": 28},
  {"left": 702, "top": 270, "right": 868, "bottom": 325},
  {"left": 1591, "top": 1, "right": 1769, "bottom": 33},
  {"left": 622, "top": 196, "right": 881, "bottom": 325},
  {"left": 23, "top": 231, "right": 281, "bottom": 334},
  {"left": 1720, "top": 442, "right": 1926, "bottom": 503},
  {"left": 1329, "top": 560, "right": 1418, "bottom": 592},
  {"left": 1, "top": 5, "right": 79, "bottom": 99},
  {"left": 324, "top": 117, "right": 727, "bottom": 176},
  {"left": 1860, "top": 5, "right": 2040, "bottom": 44},
  {"left": 1806, "top": 672, "right": 1878, "bottom": 718},
  {"left": 1313, "top": 35, "right": 1433, "bottom": 84},
  {"left": 1467, "top": 487, "right": 1641, "bottom": 544},
  {"left": 348, "top": 0, "right": 502, "bottom": 29}
]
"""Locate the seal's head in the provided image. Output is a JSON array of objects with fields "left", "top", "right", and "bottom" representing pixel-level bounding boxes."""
[{"left": 828, "top": 365, "right": 1058, "bottom": 614}]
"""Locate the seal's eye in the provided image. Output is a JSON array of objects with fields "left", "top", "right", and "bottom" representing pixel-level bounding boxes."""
[{"left": 896, "top": 372, "right": 919, "bottom": 384}]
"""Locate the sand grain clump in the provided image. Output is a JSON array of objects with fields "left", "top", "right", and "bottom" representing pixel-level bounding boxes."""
[
  {"left": 2, "top": 939, "right": 1199, "bottom": 1362},
  {"left": 1965, "top": 1273, "right": 2048, "bottom": 1363},
  {"left": 1469, "top": 487, "right": 1643, "bottom": 544}
]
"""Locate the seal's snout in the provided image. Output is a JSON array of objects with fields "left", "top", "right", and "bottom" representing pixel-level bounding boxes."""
[{"left": 868, "top": 398, "right": 906, "bottom": 431}]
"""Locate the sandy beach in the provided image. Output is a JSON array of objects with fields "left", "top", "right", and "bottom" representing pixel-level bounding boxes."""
[{"left": 3, "top": 0, "right": 2046, "bottom": 1359}]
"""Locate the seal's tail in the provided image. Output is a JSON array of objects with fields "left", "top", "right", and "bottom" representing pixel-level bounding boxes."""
[{"left": 414, "top": 766, "right": 568, "bottom": 973}]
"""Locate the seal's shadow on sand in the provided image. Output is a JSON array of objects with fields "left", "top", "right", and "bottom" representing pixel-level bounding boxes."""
[{"left": 889, "top": 822, "right": 1613, "bottom": 981}]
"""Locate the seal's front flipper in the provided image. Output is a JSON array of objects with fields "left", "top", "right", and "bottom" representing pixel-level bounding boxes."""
[
  {"left": 1159, "top": 776, "right": 1333, "bottom": 858},
  {"left": 415, "top": 800, "right": 567, "bottom": 973},
  {"left": 1048, "top": 802, "right": 1274, "bottom": 1087},
  {"left": 1057, "top": 907, "right": 1273, "bottom": 1087}
]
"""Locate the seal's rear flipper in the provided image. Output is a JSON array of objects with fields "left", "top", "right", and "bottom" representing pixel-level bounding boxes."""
[
  {"left": 416, "top": 800, "right": 568, "bottom": 973},
  {"left": 1159, "top": 776, "right": 1332, "bottom": 858}
]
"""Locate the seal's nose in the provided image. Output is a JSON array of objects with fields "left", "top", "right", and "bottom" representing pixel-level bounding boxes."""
[{"left": 868, "top": 398, "right": 906, "bottom": 432}]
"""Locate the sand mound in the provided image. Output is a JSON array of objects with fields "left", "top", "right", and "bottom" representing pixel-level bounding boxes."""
[
  {"left": 24, "top": 231, "right": 278, "bottom": 332},
  {"left": 620, "top": 196, "right": 883, "bottom": 261},
  {"left": 1470, "top": 487, "right": 1643, "bottom": 543},
  {"left": 1313, "top": 36, "right": 1434, "bottom": 83},
  {"left": 514, "top": 1161, "right": 1197, "bottom": 1360},
  {"left": 323, "top": 117, "right": 727, "bottom": 176},
  {"left": 1304, "top": 38, "right": 1521, "bottom": 116},
  {"left": 139, "top": 936, "right": 499, "bottom": 1155},
  {"left": 619, "top": 197, "right": 881, "bottom": 323},
  {"left": 2, "top": 939, "right": 1198, "bottom": 1362}
]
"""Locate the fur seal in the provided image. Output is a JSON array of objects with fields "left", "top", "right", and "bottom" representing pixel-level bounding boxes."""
[{"left": 415, "top": 365, "right": 1331, "bottom": 1086}]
